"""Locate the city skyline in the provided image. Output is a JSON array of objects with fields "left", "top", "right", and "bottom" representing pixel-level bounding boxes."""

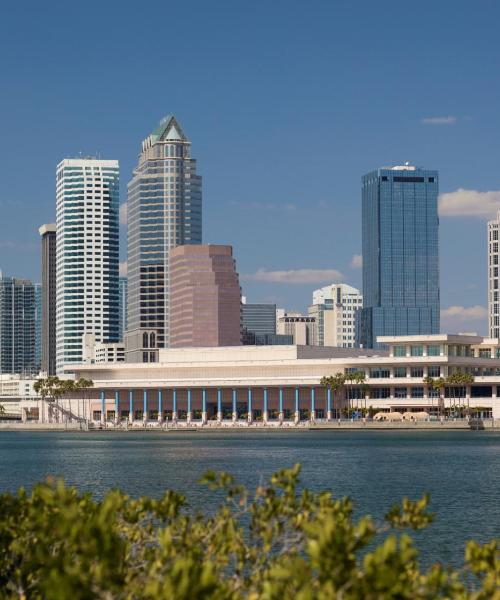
[{"left": 1, "top": 1, "right": 499, "bottom": 335}]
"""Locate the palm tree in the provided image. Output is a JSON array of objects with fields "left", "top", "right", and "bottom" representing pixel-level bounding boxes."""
[
  {"left": 0, "top": 404, "right": 5, "bottom": 418},
  {"left": 321, "top": 373, "right": 346, "bottom": 419},
  {"left": 74, "top": 378, "right": 94, "bottom": 426}
]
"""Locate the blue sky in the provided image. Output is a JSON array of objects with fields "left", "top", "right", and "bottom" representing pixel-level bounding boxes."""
[{"left": 0, "top": 0, "right": 499, "bottom": 334}]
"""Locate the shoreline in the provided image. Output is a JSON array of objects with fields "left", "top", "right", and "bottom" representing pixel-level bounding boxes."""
[{"left": 0, "top": 419, "right": 498, "bottom": 432}]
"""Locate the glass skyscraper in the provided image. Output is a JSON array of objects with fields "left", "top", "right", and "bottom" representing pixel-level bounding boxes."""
[
  {"left": 0, "top": 275, "right": 36, "bottom": 374},
  {"left": 126, "top": 115, "right": 202, "bottom": 361},
  {"left": 119, "top": 276, "right": 128, "bottom": 341},
  {"left": 56, "top": 158, "right": 120, "bottom": 372},
  {"left": 360, "top": 164, "right": 439, "bottom": 348}
]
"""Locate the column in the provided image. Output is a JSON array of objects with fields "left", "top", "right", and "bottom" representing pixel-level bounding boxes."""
[
  {"left": 172, "top": 389, "right": 178, "bottom": 423},
  {"left": 143, "top": 389, "right": 148, "bottom": 423},
  {"left": 294, "top": 387, "right": 300, "bottom": 425},
  {"left": 263, "top": 388, "right": 268, "bottom": 424},
  {"left": 100, "top": 390, "right": 105, "bottom": 425},
  {"left": 158, "top": 390, "right": 163, "bottom": 423},
  {"left": 115, "top": 390, "right": 120, "bottom": 425},
  {"left": 279, "top": 387, "right": 284, "bottom": 423},
  {"left": 232, "top": 389, "right": 237, "bottom": 422},
  {"left": 217, "top": 388, "right": 222, "bottom": 423},
  {"left": 465, "top": 385, "right": 471, "bottom": 417},
  {"left": 327, "top": 387, "right": 332, "bottom": 420},
  {"left": 128, "top": 390, "right": 134, "bottom": 424},
  {"left": 310, "top": 387, "right": 316, "bottom": 422},
  {"left": 202, "top": 389, "right": 207, "bottom": 424},
  {"left": 247, "top": 388, "right": 253, "bottom": 424},
  {"left": 187, "top": 389, "right": 192, "bottom": 423}
]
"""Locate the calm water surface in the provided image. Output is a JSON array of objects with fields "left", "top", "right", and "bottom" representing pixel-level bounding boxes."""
[{"left": 0, "top": 429, "right": 499, "bottom": 566}]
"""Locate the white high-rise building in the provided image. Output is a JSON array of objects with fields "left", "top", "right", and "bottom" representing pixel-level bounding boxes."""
[
  {"left": 56, "top": 158, "right": 120, "bottom": 372},
  {"left": 488, "top": 211, "right": 500, "bottom": 338},
  {"left": 308, "top": 283, "right": 362, "bottom": 348}
]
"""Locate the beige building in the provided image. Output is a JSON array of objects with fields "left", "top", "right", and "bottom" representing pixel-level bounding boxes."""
[
  {"left": 309, "top": 283, "right": 362, "bottom": 348},
  {"left": 169, "top": 245, "right": 242, "bottom": 348},
  {"left": 277, "top": 313, "right": 316, "bottom": 345}
]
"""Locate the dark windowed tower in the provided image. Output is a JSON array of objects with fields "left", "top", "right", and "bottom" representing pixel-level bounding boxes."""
[
  {"left": 0, "top": 275, "right": 36, "bottom": 374},
  {"left": 360, "top": 164, "right": 439, "bottom": 348},
  {"left": 39, "top": 224, "right": 56, "bottom": 374}
]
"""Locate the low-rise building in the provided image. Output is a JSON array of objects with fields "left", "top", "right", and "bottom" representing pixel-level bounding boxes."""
[
  {"left": 277, "top": 313, "right": 316, "bottom": 345},
  {"left": 44, "top": 334, "right": 500, "bottom": 425}
]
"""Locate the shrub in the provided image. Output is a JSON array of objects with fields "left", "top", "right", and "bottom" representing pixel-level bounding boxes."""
[{"left": 0, "top": 465, "right": 498, "bottom": 599}]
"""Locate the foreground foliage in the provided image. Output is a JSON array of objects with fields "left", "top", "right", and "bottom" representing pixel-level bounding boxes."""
[{"left": 0, "top": 466, "right": 498, "bottom": 599}]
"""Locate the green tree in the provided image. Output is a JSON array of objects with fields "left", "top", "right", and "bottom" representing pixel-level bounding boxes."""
[
  {"left": 0, "top": 466, "right": 498, "bottom": 599},
  {"left": 321, "top": 373, "right": 345, "bottom": 418}
]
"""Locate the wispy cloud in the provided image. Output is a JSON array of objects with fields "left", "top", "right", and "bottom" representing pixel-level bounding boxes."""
[
  {"left": 119, "top": 202, "right": 128, "bottom": 225},
  {"left": 229, "top": 201, "right": 297, "bottom": 212},
  {"left": 242, "top": 268, "right": 343, "bottom": 284},
  {"left": 441, "top": 305, "right": 488, "bottom": 334},
  {"left": 119, "top": 261, "right": 128, "bottom": 277},
  {"left": 421, "top": 116, "right": 457, "bottom": 125},
  {"left": 350, "top": 254, "right": 362, "bottom": 269},
  {"left": 439, "top": 189, "right": 500, "bottom": 218},
  {"left": 0, "top": 241, "right": 37, "bottom": 251}
]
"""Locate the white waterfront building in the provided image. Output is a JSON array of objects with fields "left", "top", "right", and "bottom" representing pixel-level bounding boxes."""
[
  {"left": 56, "top": 158, "right": 120, "bottom": 373},
  {"left": 17, "top": 334, "right": 500, "bottom": 425},
  {"left": 308, "top": 283, "right": 362, "bottom": 348}
]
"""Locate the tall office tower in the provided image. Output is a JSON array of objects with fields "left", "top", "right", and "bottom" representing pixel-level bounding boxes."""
[
  {"left": 119, "top": 276, "right": 128, "bottom": 341},
  {"left": 488, "top": 210, "right": 500, "bottom": 337},
  {"left": 39, "top": 223, "right": 56, "bottom": 374},
  {"left": 169, "top": 245, "right": 241, "bottom": 348},
  {"left": 34, "top": 283, "right": 42, "bottom": 372},
  {"left": 277, "top": 313, "right": 317, "bottom": 345},
  {"left": 360, "top": 163, "right": 439, "bottom": 348},
  {"left": 0, "top": 275, "right": 36, "bottom": 374},
  {"left": 126, "top": 115, "right": 202, "bottom": 361},
  {"left": 308, "top": 283, "right": 362, "bottom": 348},
  {"left": 55, "top": 158, "right": 119, "bottom": 372}
]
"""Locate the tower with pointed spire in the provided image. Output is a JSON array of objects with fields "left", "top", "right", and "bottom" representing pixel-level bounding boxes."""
[{"left": 125, "top": 115, "right": 202, "bottom": 361}]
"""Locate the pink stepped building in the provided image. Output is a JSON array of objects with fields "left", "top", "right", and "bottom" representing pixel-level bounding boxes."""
[{"left": 169, "top": 245, "right": 242, "bottom": 347}]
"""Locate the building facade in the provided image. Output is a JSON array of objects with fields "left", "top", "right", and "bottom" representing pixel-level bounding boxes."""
[
  {"left": 51, "top": 334, "right": 500, "bottom": 425},
  {"left": 169, "top": 245, "right": 241, "bottom": 348},
  {"left": 360, "top": 164, "right": 439, "bottom": 348},
  {"left": 277, "top": 314, "right": 316, "bottom": 345},
  {"left": 39, "top": 224, "right": 57, "bottom": 374},
  {"left": 126, "top": 115, "right": 202, "bottom": 361},
  {"left": 56, "top": 158, "right": 120, "bottom": 372},
  {"left": 0, "top": 275, "right": 36, "bottom": 374},
  {"left": 242, "top": 303, "right": 277, "bottom": 337},
  {"left": 119, "top": 276, "right": 128, "bottom": 341},
  {"left": 309, "top": 283, "right": 362, "bottom": 348},
  {"left": 488, "top": 211, "right": 500, "bottom": 338}
]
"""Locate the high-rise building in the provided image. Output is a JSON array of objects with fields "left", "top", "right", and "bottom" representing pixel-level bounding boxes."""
[
  {"left": 169, "top": 245, "right": 241, "bottom": 348},
  {"left": 119, "top": 276, "right": 128, "bottom": 341},
  {"left": 488, "top": 211, "right": 500, "bottom": 337},
  {"left": 39, "top": 223, "right": 57, "bottom": 375},
  {"left": 56, "top": 158, "right": 120, "bottom": 372},
  {"left": 126, "top": 115, "right": 202, "bottom": 361},
  {"left": 308, "top": 283, "right": 362, "bottom": 348},
  {"left": 360, "top": 163, "right": 439, "bottom": 348},
  {"left": 34, "top": 283, "right": 42, "bottom": 372},
  {"left": 242, "top": 303, "right": 276, "bottom": 336},
  {"left": 0, "top": 275, "right": 36, "bottom": 374},
  {"left": 277, "top": 313, "right": 316, "bottom": 345}
]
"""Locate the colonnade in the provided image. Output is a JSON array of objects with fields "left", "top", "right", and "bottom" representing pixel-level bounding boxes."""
[{"left": 96, "top": 386, "right": 334, "bottom": 425}]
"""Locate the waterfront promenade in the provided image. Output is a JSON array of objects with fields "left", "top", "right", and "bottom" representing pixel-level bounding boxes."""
[{"left": 1, "top": 418, "right": 499, "bottom": 431}]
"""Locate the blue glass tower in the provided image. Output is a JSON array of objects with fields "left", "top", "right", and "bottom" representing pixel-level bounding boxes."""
[{"left": 360, "top": 164, "right": 439, "bottom": 348}]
